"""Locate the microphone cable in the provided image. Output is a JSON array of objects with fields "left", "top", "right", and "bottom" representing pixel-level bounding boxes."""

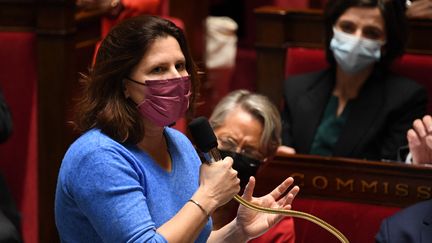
[{"left": 188, "top": 117, "right": 349, "bottom": 243}]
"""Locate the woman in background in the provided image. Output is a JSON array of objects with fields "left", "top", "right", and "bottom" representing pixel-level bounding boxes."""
[
  {"left": 282, "top": 0, "right": 427, "bottom": 161},
  {"left": 210, "top": 90, "right": 297, "bottom": 243}
]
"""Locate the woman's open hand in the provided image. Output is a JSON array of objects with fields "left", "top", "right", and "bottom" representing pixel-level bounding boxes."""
[{"left": 235, "top": 177, "right": 300, "bottom": 240}]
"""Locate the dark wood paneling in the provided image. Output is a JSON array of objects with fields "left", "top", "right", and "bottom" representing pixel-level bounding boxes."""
[
  {"left": 0, "top": 2, "right": 35, "bottom": 31},
  {"left": 170, "top": 0, "right": 208, "bottom": 67},
  {"left": 407, "top": 18, "right": 432, "bottom": 54},
  {"left": 36, "top": 1, "right": 101, "bottom": 242},
  {"left": 36, "top": 2, "right": 76, "bottom": 242},
  {"left": 255, "top": 154, "right": 432, "bottom": 208}
]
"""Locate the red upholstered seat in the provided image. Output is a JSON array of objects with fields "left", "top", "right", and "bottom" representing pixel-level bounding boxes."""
[
  {"left": 292, "top": 198, "right": 400, "bottom": 243},
  {"left": 392, "top": 54, "right": 432, "bottom": 113},
  {"left": 0, "top": 32, "right": 38, "bottom": 243},
  {"left": 285, "top": 47, "right": 432, "bottom": 113},
  {"left": 285, "top": 48, "right": 328, "bottom": 77}
]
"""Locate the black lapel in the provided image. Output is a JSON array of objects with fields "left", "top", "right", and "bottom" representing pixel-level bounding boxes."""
[
  {"left": 292, "top": 70, "right": 334, "bottom": 153},
  {"left": 334, "top": 70, "right": 385, "bottom": 157}
]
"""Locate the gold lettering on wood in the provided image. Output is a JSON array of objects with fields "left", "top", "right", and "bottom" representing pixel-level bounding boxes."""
[
  {"left": 290, "top": 173, "right": 305, "bottom": 187},
  {"left": 312, "top": 176, "right": 328, "bottom": 190},
  {"left": 395, "top": 184, "right": 409, "bottom": 197},
  {"left": 417, "top": 186, "right": 431, "bottom": 199},
  {"left": 382, "top": 182, "right": 389, "bottom": 194},
  {"left": 286, "top": 170, "right": 431, "bottom": 202},
  {"left": 361, "top": 180, "right": 378, "bottom": 193},
  {"left": 336, "top": 178, "right": 354, "bottom": 192}
]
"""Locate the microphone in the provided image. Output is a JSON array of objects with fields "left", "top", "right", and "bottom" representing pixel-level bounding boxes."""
[
  {"left": 187, "top": 117, "right": 349, "bottom": 243},
  {"left": 188, "top": 116, "right": 221, "bottom": 163}
]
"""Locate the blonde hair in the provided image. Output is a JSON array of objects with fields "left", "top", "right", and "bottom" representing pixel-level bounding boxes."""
[{"left": 209, "top": 90, "right": 281, "bottom": 157}]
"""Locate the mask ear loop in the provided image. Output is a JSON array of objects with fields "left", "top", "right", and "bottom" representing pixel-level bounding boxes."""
[{"left": 122, "top": 78, "right": 130, "bottom": 99}]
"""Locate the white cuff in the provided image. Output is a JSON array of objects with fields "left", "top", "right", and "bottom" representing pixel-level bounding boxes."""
[{"left": 405, "top": 152, "right": 413, "bottom": 164}]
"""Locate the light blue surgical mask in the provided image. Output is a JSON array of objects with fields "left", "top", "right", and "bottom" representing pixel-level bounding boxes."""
[{"left": 330, "top": 28, "right": 385, "bottom": 74}]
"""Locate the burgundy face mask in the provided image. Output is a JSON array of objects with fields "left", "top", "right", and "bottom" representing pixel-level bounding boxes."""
[{"left": 128, "top": 76, "right": 191, "bottom": 127}]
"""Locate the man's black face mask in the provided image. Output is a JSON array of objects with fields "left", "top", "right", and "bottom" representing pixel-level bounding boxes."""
[{"left": 219, "top": 149, "right": 262, "bottom": 188}]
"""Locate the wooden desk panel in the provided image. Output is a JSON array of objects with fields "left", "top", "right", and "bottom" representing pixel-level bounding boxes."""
[{"left": 254, "top": 154, "right": 432, "bottom": 208}]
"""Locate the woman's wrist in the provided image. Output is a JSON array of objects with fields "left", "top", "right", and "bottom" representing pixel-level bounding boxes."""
[
  {"left": 227, "top": 218, "right": 251, "bottom": 242},
  {"left": 208, "top": 218, "right": 250, "bottom": 243},
  {"left": 192, "top": 187, "right": 220, "bottom": 216}
]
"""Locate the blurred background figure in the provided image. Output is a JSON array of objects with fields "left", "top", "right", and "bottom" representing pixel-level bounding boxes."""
[
  {"left": 375, "top": 198, "right": 432, "bottom": 243},
  {"left": 376, "top": 115, "right": 432, "bottom": 243},
  {"left": 209, "top": 89, "right": 296, "bottom": 243},
  {"left": 0, "top": 88, "right": 22, "bottom": 243},
  {"left": 204, "top": 16, "right": 238, "bottom": 114}
]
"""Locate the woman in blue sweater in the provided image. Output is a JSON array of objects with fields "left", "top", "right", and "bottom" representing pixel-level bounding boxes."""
[{"left": 54, "top": 15, "right": 298, "bottom": 243}]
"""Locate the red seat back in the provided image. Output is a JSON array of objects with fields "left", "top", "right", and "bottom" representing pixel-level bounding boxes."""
[
  {"left": 292, "top": 198, "right": 400, "bottom": 243},
  {"left": 0, "top": 32, "right": 38, "bottom": 243},
  {"left": 285, "top": 47, "right": 432, "bottom": 113},
  {"left": 392, "top": 54, "right": 432, "bottom": 113}
]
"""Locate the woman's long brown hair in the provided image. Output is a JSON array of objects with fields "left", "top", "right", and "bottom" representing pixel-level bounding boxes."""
[{"left": 74, "top": 15, "right": 200, "bottom": 144}]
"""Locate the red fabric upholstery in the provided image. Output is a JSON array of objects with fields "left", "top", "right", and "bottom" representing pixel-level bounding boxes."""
[
  {"left": 231, "top": 48, "right": 258, "bottom": 92},
  {"left": 249, "top": 216, "right": 295, "bottom": 243},
  {"left": 392, "top": 54, "right": 432, "bottom": 113},
  {"left": 0, "top": 32, "right": 38, "bottom": 243},
  {"left": 101, "top": 0, "right": 184, "bottom": 37},
  {"left": 285, "top": 48, "right": 328, "bottom": 77},
  {"left": 292, "top": 198, "right": 400, "bottom": 243},
  {"left": 273, "top": 0, "right": 310, "bottom": 9},
  {"left": 285, "top": 47, "right": 432, "bottom": 113}
]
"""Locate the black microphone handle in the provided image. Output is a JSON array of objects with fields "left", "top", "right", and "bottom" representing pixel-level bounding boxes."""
[
  {"left": 188, "top": 116, "right": 222, "bottom": 163},
  {"left": 202, "top": 147, "right": 222, "bottom": 163}
]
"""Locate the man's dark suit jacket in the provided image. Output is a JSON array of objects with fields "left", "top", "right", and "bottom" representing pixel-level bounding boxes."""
[
  {"left": 375, "top": 199, "right": 432, "bottom": 243},
  {"left": 281, "top": 68, "right": 427, "bottom": 161},
  {"left": 0, "top": 90, "right": 21, "bottom": 242}
]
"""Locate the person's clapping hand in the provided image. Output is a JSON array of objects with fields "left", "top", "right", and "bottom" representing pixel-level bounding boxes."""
[
  {"left": 235, "top": 176, "right": 299, "bottom": 240},
  {"left": 406, "top": 0, "right": 432, "bottom": 19},
  {"left": 407, "top": 115, "right": 432, "bottom": 166}
]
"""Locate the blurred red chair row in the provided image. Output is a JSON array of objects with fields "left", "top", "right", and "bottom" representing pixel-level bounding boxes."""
[
  {"left": 0, "top": 31, "right": 38, "bottom": 243},
  {"left": 0, "top": 1, "right": 184, "bottom": 242}
]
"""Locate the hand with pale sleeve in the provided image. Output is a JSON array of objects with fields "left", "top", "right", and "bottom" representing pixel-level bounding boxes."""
[
  {"left": 407, "top": 115, "right": 432, "bottom": 166},
  {"left": 235, "top": 176, "right": 300, "bottom": 240}
]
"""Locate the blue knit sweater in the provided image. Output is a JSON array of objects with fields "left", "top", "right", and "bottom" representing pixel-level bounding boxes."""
[{"left": 55, "top": 128, "right": 212, "bottom": 242}]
